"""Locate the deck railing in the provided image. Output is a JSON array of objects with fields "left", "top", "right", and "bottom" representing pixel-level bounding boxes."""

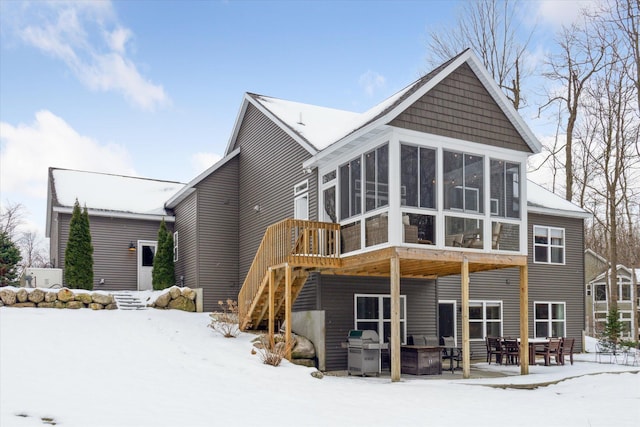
[{"left": 238, "top": 219, "right": 341, "bottom": 325}]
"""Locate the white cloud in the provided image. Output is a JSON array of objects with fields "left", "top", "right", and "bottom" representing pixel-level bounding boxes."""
[
  {"left": 358, "top": 70, "right": 386, "bottom": 97},
  {"left": 191, "top": 152, "right": 222, "bottom": 175},
  {"left": 0, "top": 110, "right": 136, "bottom": 199},
  {"left": 536, "top": 0, "right": 600, "bottom": 28},
  {"left": 17, "top": 1, "right": 169, "bottom": 111}
]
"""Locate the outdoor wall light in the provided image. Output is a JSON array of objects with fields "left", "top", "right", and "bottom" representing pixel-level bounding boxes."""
[
  {"left": 128, "top": 241, "right": 136, "bottom": 251},
  {"left": 254, "top": 205, "right": 261, "bottom": 212}
]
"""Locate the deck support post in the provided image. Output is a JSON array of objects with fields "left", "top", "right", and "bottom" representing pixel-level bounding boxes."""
[
  {"left": 268, "top": 268, "right": 275, "bottom": 348},
  {"left": 390, "top": 254, "right": 401, "bottom": 382},
  {"left": 520, "top": 264, "right": 529, "bottom": 374},
  {"left": 461, "top": 257, "right": 470, "bottom": 379},
  {"left": 285, "top": 264, "right": 292, "bottom": 360}
]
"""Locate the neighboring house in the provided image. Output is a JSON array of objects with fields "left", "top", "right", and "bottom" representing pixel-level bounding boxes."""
[
  {"left": 46, "top": 168, "right": 185, "bottom": 291},
  {"left": 46, "top": 50, "right": 590, "bottom": 378}
]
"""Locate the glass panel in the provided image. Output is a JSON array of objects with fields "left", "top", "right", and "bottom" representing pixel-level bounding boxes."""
[
  {"left": 365, "top": 214, "right": 388, "bottom": 247},
  {"left": 443, "top": 150, "right": 463, "bottom": 210},
  {"left": 383, "top": 297, "right": 390, "bottom": 319},
  {"left": 400, "top": 145, "right": 418, "bottom": 207},
  {"left": 357, "top": 322, "right": 378, "bottom": 332},
  {"left": 419, "top": 147, "right": 436, "bottom": 209},
  {"left": 469, "top": 322, "right": 483, "bottom": 339},
  {"left": 551, "top": 303, "right": 565, "bottom": 320},
  {"left": 551, "top": 322, "right": 564, "bottom": 338},
  {"left": 535, "top": 246, "right": 548, "bottom": 263},
  {"left": 506, "top": 162, "right": 520, "bottom": 218},
  {"left": 535, "top": 322, "right": 549, "bottom": 338},
  {"left": 486, "top": 322, "right": 501, "bottom": 337},
  {"left": 356, "top": 296, "right": 378, "bottom": 319},
  {"left": 490, "top": 159, "right": 505, "bottom": 217},
  {"left": 339, "top": 164, "right": 349, "bottom": 220},
  {"left": 493, "top": 222, "right": 519, "bottom": 251},
  {"left": 486, "top": 303, "right": 501, "bottom": 320},
  {"left": 535, "top": 303, "right": 549, "bottom": 320},
  {"left": 365, "top": 150, "right": 376, "bottom": 212},
  {"left": 377, "top": 144, "right": 389, "bottom": 209},
  {"left": 550, "top": 247, "right": 564, "bottom": 263},
  {"left": 445, "top": 216, "right": 484, "bottom": 249},
  {"left": 350, "top": 158, "right": 361, "bottom": 217},
  {"left": 550, "top": 229, "right": 564, "bottom": 245},
  {"left": 403, "top": 213, "right": 435, "bottom": 245},
  {"left": 142, "top": 245, "right": 155, "bottom": 267},
  {"left": 595, "top": 284, "right": 607, "bottom": 301},
  {"left": 469, "top": 305, "right": 483, "bottom": 320},
  {"left": 621, "top": 283, "right": 631, "bottom": 300},
  {"left": 341, "top": 221, "right": 361, "bottom": 253},
  {"left": 322, "top": 170, "right": 336, "bottom": 184},
  {"left": 465, "top": 154, "right": 484, "bottom": 213},
  {"left": 534, "top": 226, "right": 548, "bottom": 244},
  {"left": 323, "top": 187, "right": 336, "bottom": 223}
]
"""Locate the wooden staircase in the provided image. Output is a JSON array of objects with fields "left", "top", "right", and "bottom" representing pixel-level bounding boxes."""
[{"left": 238, "top": 219, "right": 341, "bottom": 331}]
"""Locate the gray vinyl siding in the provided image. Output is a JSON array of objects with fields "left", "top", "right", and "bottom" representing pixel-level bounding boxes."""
[
  {"left": 302, "top": 274, "right": 436, "bottom": 372},
  {"left": 173, "top": 192, "right": 198, "bottom": 292},
  {"left": 390, "top": 63, "right": 531, "bottom": 153},
  {"left": 235, "top": 104, "right": 317, "bottom": 280},
  {"left": 49, "top": 211, "right": 60, "bottom": 268},
  {"left": 56, "top": 213, "right": 168, "bottom": 291},
  {"left": 195, "top": 157, "right": 240, "bottom": 311}
]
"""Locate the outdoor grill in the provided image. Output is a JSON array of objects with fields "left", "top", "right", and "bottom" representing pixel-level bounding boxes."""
[{"left": 346, "top": 330, "right": 388, "bottom": 376}]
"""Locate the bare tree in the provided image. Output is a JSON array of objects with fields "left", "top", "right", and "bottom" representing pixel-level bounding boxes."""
[
  {"left": 19, "top": 231, "right": 48, "bottom": 268},
  {"left": 0, "top": 201, "right": 26, "bottom": 240},
  {"left": 426, "top": 0, "right": 534, "bottom": 110}
]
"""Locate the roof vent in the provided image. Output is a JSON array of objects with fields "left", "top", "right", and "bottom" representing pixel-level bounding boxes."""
[{"left": 297, "top": 112, "right": 305, "bottom": 126}]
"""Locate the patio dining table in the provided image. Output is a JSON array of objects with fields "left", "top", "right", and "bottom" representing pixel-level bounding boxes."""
[{"left": 516, "top": 338, "right": 549, "bottom": 365}]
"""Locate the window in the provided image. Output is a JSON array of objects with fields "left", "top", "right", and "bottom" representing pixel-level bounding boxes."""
[
  {"left": 443, "top": 151, "right": 484, "bottom": 213},
  {"left": 468, "top": 301, "right": 502, "bottom": 339},
  {"left": 400, "top": 144, "right": 436, "bottom": 209},
  {"left": 490, "top": 159, "right": 520, "bottom": 218},
  {"left": 534, "top": 302, "right": 566, "bottom": 338},
  {"left": 323, "top": 186, "right": 336, "bottom": 223},
  {"left": 355, "top": 294, "right": 407, "bottom": 344},
  {"left": 594, "top": 283, "right": 607, "bottom": 301},
  {"left": 173, "top": 232, "right": 178, "bottom": 262},
  {"left": 294, "top": 180, "right": 309, "bottom": 220},
  {"left": 364, "top": 144, "right": 389, "bottom": 212},
  {"left": 533, "top": 226, "right": 565, "bottom": 264},
  {"left": 619, "top": 277, "right": 631, "bottom": 301},
  {"left": 340, "top": 158, "right": 362, "bottom": 220}
]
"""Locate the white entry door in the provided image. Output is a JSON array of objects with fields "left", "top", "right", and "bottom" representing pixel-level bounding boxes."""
[{"left": 137, "top": 240, "right": 157, "bottom": 291}]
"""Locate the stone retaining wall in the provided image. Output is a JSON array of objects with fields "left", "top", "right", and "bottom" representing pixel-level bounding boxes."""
[
  {"left": 149, "top": 286, "right": 199, "bottom": 312},
  {"left": 0, "top": 287, "right": 117, "bottom": 310}
]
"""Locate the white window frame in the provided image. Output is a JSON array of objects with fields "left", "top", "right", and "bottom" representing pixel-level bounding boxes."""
[
  {"left": 293, "top": 180, "right": 309, "bottom": 220},
  {"left": 533, "top": 301, "right": 566, "bottom": 338},
  {"left": 173, "top": 231, "right": 178, "bottom": 262},
  {"left": 533, "top": 225, "right": 565, "bottom": 265},
  {"left": 468, "top": 300, "right": 503, "bottom": 340},
  {"left": 354, "top": 293, "right": 407, "bottom": 345}
]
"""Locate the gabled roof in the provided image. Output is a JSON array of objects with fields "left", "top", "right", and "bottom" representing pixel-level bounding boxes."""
[
  {"left": 589, "top": 265, "right": 635, "bottom": 283},
  {"left": 47, "top": 168, "right": 185, "bottom": 236},
  {"left": 527, "top": 181, "right": 591, "bottom": 219},
  {"left": 224, "top": 49, "right": 542, "bottom": 164}
]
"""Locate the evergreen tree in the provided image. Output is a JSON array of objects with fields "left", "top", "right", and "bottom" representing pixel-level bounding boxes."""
[
  {"left": 64, "top": 199, "right": 94, "bottom": 290},
  {"left": 602, "top": 307, "right": 625, "bottom": 349},
  {"left": 152, "top": 219, "right": 174, "bottom": 290},
  {"left": 0, "top": 231, "right": 22, "bottom": 286}
]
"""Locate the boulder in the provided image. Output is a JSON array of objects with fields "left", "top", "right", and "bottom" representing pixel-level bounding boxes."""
[
  {"left": 310, "top": 370, "right": 324, "bottom": 379},
  {"left": 91, "top": 293, "right": 113, "bottom": 305},
  {"left": 291, "top": 335, "right": 316, "bottom": 359},
  {"left": 38, "top": 302, "right": 56, "bottom": 308},
  {"left": 13, "top": 302, "right": 37, "bottom": 308},
  {"left": 27, "top": 289, "right": 46, "bottom": 304},
  {"left": 168, "top": 295, "right": 195, "bottom": 312},
  {"left": 16, "top": 288, "right": 28, "bottom": 303},
  {"left": 105, "top": 303, "right": 118, "bottom": 310},
  {"left": 154, "top": 292, "right": 172, "bottom": 308},
  {"left": 0, "top": 289, "right": 16, "bottom": 305},
  {"left": 57, "top": 288, "right": 75, "bottom": 302},
  {"left": 65, "top": 301, "right": 84, "bottom": 309},
  {"left": 290, "top": 359, "right": 315, "bottom": 368},
  {"left": 44, "top": 291, "right": 58, "bottom": 302},
  {"left": 169, "top": 286, "right": 181, "bottom": 299},
  {"left": 75, "top": 293, "right": 93, "bottom": 304},
  {"left": 181, "top": 287, "right": 196, "bottom": 301},
  {"left": 88, "top": 303, "right": 104, "bottom": 310},
  {"left": 54, "top": 300, "right": 66, "bottom": 309}
]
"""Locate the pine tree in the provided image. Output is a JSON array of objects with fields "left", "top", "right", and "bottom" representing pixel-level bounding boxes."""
[
  {"left": 64, "top": 199, "right": 94, "bottom": 290},
  {"left": 0, "top": 231, "right": 22, "bottom": 286},
  {"left": 152, "top": 219, "right": 174, "bottom": 290}
]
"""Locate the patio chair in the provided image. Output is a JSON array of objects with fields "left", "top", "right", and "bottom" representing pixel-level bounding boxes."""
[
  {"left": 486, "top": 337, "right": 505, "bottom": 364},
  {"left": 441, "top": 336, "right": 462, "bottom": 373},
  {"left": 559, "top": 337, "right": 575, "bottom": 365},
  {"left": 503, "top": 338, "right": 520, "bottom": 365},
  {"left": 535, "top": 337, "right": 561, "bottom": 366},
  {"left": 595, "top": 341, "right": 618, "bottom": 364}
]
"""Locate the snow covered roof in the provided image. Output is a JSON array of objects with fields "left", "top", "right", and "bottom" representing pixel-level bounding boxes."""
[
  {"left": 50, "top": 168, "right": 185, "bottom": 217},
  {"left": 526, "top": 180, "right": 591, "bottom": 219}
]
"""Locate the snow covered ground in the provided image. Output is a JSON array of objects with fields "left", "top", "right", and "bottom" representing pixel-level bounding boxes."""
[{"left": 1, "top": 307, "right": 638, "bottom": 427}]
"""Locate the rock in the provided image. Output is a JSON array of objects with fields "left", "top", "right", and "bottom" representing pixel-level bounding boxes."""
[
  {"left": 88, "top": 303, "right": 104, "bottom": 310},
  {"left": 54, "top": 300, "right": 66, "bottom": 309},
  {"left": 291, "top": 359, "right": 316, "bottom": 368},
  {"left": 181, "top": 287, "right": 196, "bottom": 301},
  {"left": 27, "top": 289, "right": 46, "bottom": 304},
  {"left": 168, "top": 295, "right": 195, "bottom": 312},
  {"left": 91, "top": 293, "right": 113, "bottom": 305},
  {"left": 291, "top": 335, "right": 316, "bottom": 359},
  {"left": 65, "top": 301, "right": 84, "bottom": 309},
  {"left": 105, "top": 303, "right": 118, "bottom": 310},
  {"left": 169, "top": 286, "right": 181, "bottom": 299},
  {"left": 75, "top": 293, "right": 93, "bottom": 304},
  {"left": 13, "top": 302, "right": 37, "bottom": 308},
  {"left": 0, "top": 300, "right": 3, "bottom": 307},
  {"left": 154, "top": 291, "right": 172, "bottom": 308},
  {"left": 38, "top": 302, "right": 56, "bottom": 308},
  {"left": 0, "top": 289, "right": 16, "bottom": 305},
  {"left": 57, "top": 288, "right": 75, "bottom": 302},
  {"left": 44, "top": 291, "right": 57, "bottom": 302},
  {"left": 16, "top": 288, "right": 28, "bottom": 303},
  {"left": 310, "top": 370, "right": 324, "bottom": 379}
]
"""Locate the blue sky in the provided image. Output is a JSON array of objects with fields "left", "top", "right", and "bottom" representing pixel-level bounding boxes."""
[{"left": 0, "top": 0, "right": 589, "bottom": 243}]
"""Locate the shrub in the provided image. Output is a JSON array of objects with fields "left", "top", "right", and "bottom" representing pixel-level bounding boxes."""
[
  {"left": 208, "top": 299, "right": 240, "bottom": 338},
  {"left": 254, "top": 334, "right": 294, "bottom": 367},
  {"left": 152, "top": 219, "right": 174, "bottom": 290},
  {"left": 64, "top": 200, "right": 93, "bottom": 290}
]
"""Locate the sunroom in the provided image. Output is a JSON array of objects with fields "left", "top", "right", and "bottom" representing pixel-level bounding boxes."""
[{"left": 315, "top": 127, "right": 528, "bottom": 257}]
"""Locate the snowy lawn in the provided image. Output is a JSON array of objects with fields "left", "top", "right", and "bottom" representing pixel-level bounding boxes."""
[{"left": 1, "top": 308, "right": 638, "bottom": 427}]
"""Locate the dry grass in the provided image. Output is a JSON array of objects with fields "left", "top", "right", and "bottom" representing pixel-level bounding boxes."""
[
  {"left": 253, "top": 334, "right": 294, "bottom": 367},
  {"left": 208, "top": 299, "right": 240, "bottom": 338}
]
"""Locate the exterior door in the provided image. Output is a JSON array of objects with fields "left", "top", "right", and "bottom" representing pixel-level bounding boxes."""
[
  {"left": 137, "top": 240, "right": 157, "bottom": 291},
  {"left": 438, "top": 301, "right": 457, "bottom": 342}
]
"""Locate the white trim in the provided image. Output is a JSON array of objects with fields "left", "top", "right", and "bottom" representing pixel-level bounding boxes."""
[
  {"left": 533, "top": 225, "right": 566, "bottom": 265},
  {"left": 468, "top": 300, "right": 503, "bottom": 340},
  {"left": 438, "top": 299, "right": 458, "bottom": 343},
  {"left": 173, "top": 231, "right": 179, "bottom": 263},
  {"left": 137, "top": 240, "right": 157, "bottom": 291},
  {"left": 354, "top": 293, "right": 407, "bottom": 344},
  {"left": 533, "top": 301, "right": 567, "bottom": 338},
  {"left": 52, "top": 206, "right": 175, "bottom": 222}
]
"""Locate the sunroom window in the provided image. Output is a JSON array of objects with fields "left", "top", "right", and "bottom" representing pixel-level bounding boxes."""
[
  {"left": 443, "top": 151, "right": 484, "bottom": 213},
  {"left": 364, "top": 144, "right": 389, "bottom": 212},
  {"left": 490, "top": 159, "right": 520, "bottom": 218},
  {"left": 400, "top": 144, "right": 436, "bottom": 209},
  {"left": 339, "top": 158, "right": 362, "bottom": 220}
]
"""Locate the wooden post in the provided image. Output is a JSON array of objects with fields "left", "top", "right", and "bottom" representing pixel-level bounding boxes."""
[
  {"left": 461, "top": 257, "right": 470, "bottom": 379},
  {"left": 390, "top": 254, "right": 401, "bottom": 382},
  {"left": 268, "top": 268, "right": 275, "bottom": 348},
  {"left": 520, "top": 264, "right": 529, "bottom": 374},
  {"left": 285, "top": 264, "right": 292, "bottom": 360}
]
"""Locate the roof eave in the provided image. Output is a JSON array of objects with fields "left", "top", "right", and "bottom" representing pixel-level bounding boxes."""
[
  {"left": 527, "top": 205, "right": 592, "bottom": 219},
  {"left": 53, "top": 206, "right": 175, "bottom": 222}
]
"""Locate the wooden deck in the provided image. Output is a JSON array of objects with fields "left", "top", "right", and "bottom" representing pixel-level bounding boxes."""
[{"left": 237, "top": 219, "right": 530, "bottom": 380}]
